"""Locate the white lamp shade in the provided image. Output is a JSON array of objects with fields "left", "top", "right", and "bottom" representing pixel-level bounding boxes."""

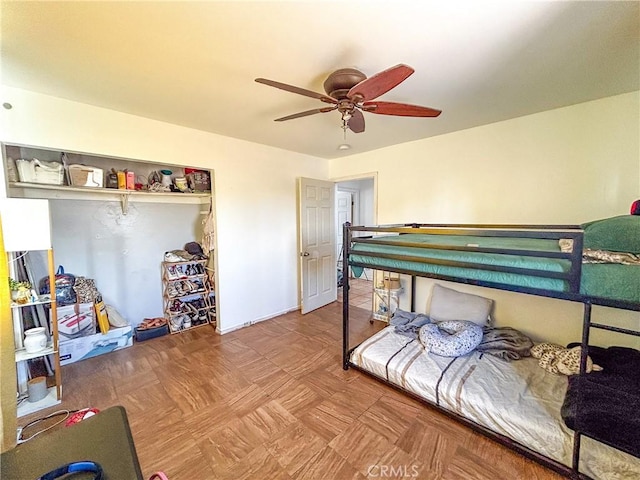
[{"left": 0, "top": 198, "right": 52, "bottom": 251}]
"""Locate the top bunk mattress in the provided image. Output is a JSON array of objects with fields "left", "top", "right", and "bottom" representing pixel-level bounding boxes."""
[
  {"left": 348, "top": 232, "right": 640, "bottom": 304},
  {"left": 350, "top": 327, "right": 640, "bottom": 480},
  {"left": 349, "top": 233, "right": 573, "bottom": 292}
]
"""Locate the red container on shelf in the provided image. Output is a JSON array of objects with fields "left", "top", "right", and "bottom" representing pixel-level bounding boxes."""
[{"left": 126, "top": 171, "right": 135, "bottom": 190}]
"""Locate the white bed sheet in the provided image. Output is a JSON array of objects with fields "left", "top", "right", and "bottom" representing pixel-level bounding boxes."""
[{"left": 350, "top": 327, "right": 640, "bottom": 480}]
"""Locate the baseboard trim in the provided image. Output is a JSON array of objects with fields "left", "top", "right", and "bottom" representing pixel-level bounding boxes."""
[{"left": 217, "top": 305, "right": 300, "bottom": 335}]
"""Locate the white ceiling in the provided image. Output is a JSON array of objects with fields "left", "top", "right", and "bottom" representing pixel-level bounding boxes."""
[{"left": 1, "top": 1, "right": 638, "bottom": 159}]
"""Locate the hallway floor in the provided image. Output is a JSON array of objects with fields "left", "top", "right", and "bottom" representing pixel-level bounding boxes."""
[{"left": 337, "top": 276, "right": 374, "bottom": 312}]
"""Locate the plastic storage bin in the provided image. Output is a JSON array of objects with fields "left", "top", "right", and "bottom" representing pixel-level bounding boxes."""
[
  {"left": 16, "top": 159, "right": 64, "bottom": 185},
  {"left": 134, "top": 324, "right": 169, "bottom": 342}
]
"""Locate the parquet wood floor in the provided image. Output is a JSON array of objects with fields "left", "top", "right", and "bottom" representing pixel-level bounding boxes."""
[{"left": 20, "top": 279, "right": 566, "bottom": 479}]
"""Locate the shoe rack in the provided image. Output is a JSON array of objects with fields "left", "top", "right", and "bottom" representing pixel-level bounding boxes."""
[{"left": 161, "top": 259, "right": 216, "bottom": 333}]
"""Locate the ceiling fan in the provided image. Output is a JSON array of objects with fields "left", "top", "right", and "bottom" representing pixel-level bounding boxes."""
[{"left": 255, "top": 64, "right": 441, "bottom": 134}]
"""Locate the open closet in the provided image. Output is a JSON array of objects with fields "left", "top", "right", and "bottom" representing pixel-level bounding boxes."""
[{"left": 1, "top": 143, "right": 219, "bottom": 414}]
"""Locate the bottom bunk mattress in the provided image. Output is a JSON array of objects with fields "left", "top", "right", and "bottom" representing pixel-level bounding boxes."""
[{"left": 350, "top": 327, "right": 640, "bottom": 480}]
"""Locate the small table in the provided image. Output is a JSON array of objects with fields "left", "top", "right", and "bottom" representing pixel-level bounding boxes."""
[{"left": 1, "top": 405, "right": 143, "bottom": 480}]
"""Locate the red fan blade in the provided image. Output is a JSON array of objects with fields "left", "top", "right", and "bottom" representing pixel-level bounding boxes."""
[
  {"left": 362, "top": 101, "right": 442, "bottom": 117},
  {"left": 255, "top": 78, "right": 338, "bottom": 104},
  {"left": 347, "top": 109, "right": 365, "bottom": 133},
  {"left": 347, "top": 64, "right": 414, "bottom": 102},
  {"left": 274, "top": 106, "right": 337, "bottom": 122}
]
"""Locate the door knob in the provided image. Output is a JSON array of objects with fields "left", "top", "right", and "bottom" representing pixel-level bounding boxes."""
[{"left": 301, "top": 252, "right": 310, "bottom": 257}]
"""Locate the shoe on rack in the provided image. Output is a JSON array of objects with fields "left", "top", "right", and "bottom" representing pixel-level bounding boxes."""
[
  {"left": 167, "top": 283, "right": 179, "bottom": 297},
  {"left": 164, "top": 251, "right": 183, "bottom": 263},
  {"left": 167, "top": 265, "right": 178, "bottom": 280},
  {"left": 164, "top": 250, "right": 192, "bottom": 263},
  {"left": 169, "top": 299, "right": 185, "bottom": 313},
  {"left": 185, "top": 302, "right": 199, "bottom": 315},
  {"left": 170, "top": 315, "right": 184, "bottom": 331},
  {"left": 177, "top": 265, "right": 187, "bottom": 278}
]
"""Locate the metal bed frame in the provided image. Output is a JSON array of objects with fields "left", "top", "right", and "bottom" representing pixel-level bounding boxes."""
[{"left": 341, "top": 222, "right": 640, "bottom": 480}]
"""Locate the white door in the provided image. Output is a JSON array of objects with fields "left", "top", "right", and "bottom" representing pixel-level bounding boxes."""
[
  {"left": 336, "top": 191, "right": 352, "bottom": 271},
  {"left": 299, "top": 177, "right": 336, "bottom": 314}
]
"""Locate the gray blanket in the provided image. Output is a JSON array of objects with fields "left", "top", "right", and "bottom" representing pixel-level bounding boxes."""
[
  {"left": 389, "top": 309, "right": 432, "bottom": 338},
  {"left": 477, "top": 326, "right": 533, "bottom": 361}
]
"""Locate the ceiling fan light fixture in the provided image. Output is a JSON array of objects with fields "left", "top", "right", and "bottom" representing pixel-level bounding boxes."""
[
  {"left": 338, "top": 143, "right": 351, "bottom": 151},
  {"left": 256, "top": 63, "right": 441, "bottom": 135}
]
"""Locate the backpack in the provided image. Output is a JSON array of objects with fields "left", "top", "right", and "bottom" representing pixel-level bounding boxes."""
[{"left": 39, "top": 265, "right": 77, "bottom": 306}]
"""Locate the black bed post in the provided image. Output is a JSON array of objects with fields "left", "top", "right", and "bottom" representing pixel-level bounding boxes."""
[
  {"left": 342, "top": 221, "right": 352, "bottom": 370},
  {"left": 410, "top": 275, "right": 416, "bottom": 312},
  {"left": 572, "top": 301, "right": 592, "bottom": 473}
]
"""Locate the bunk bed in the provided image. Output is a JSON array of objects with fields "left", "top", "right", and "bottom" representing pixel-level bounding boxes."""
[{"left": 341, "top": 215, "right": 640, "bottom": 480}]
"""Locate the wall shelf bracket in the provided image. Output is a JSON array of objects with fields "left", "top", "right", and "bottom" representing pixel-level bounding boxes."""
[{"left": 120, "top": 193, "right": 130, "bottom": 215}]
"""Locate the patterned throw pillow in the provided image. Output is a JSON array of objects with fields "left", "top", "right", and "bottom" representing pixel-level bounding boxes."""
[{"left": 531, "top": 342, "right": 602, "bottom": 375}]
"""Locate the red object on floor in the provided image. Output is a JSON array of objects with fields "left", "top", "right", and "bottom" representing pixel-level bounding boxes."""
[
  {"left": 65, "top": 408, "right": 100, "bottom": 427},
  {"left": 148, "top": 473, "right": 169, "bottom": 480}
]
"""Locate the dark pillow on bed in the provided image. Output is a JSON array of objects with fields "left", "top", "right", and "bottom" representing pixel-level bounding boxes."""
[
  {"left": 582, "top": 215, "right": 640, "bottom": 254},
  {"left": 566, "top": 343, "right": 640, "bottom": 381}
]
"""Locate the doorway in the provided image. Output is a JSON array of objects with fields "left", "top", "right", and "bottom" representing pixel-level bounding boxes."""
[
  {"left": 297, "top": 174, "right": 375, "bottom": 315},
  {"left": 334, "top": 174, "right": 376, "bottom": 310}
]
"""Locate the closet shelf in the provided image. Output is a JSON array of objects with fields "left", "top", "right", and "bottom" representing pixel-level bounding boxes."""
[
  {"left": 8, "top": 182, "right": 210, "bottom": 211},
  {"left": 10, "top": 295, "right": 53, "bottom": 309},
  {"left": 17, "top": 386, "right": 62, "bottom": 418},
  {"left": 373, "top": 287, "right": 403, "bottom": 295},
  {"left": 15, "top": 343, "right": 56, "bottom": 363}
]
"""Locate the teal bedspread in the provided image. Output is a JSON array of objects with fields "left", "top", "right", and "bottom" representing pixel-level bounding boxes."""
[
  {"left": 349, "top": 233, "right": 640, "bottom": 303},
  {"left": 349, "top": 234, "right": 571, "bottom": 292},
  {"left": 580, "top": 264, "right": 640, "bottom": 303}
]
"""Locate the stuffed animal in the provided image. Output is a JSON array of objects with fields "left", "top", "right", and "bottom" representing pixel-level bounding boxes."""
[{"left": 530, "top": 342, "right": 602, "bottom": 375}]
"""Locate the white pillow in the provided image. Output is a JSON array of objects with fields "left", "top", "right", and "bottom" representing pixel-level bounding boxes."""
[{"left": 428, "top": 284, "right": 493, "bottom": 326}]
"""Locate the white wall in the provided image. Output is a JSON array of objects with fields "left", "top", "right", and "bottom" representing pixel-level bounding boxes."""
[
  {"left": 49, "top": 200, "right": 202, "bottom": 326},
  {"left": 331, "top": 92, "right": 639, "bottom": 224},
  {"left": 0, "top": 86, "right": 328, "bottom": 333},
  {"left": 330, "top": 92, "right": 640, "bottom": 347}
]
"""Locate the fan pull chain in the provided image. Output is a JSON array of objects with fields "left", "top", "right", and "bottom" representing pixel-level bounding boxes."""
[{"left": 341, "top": 111, "right": 350, "bottom": 139}]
